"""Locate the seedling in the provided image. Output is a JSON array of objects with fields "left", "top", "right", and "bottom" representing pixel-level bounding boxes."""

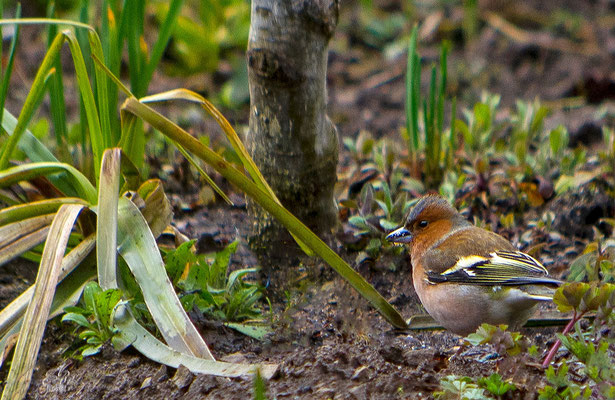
[
  {"left": 165, "top": 239, "right": 264, "bottom": 323},
  {"left": 61, "top": 282, "right": 124, "bottom": 359}
]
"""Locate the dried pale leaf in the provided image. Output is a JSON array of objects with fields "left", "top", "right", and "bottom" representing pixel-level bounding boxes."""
[
  {"left": 0, "top": 214, "right": 55, "bottom": 249},
  {"left": 97, "top": 148, "right": 121, "bottom": 289},
  {"left": 113, "top": 304, "right": 277, "bottom": 378},
  {"left": 2, "top": 204, "right": 83, "bottom": 400},
  {"left": 0, "top": 226, "right": 49, "bottom": 268},
  {"left": 116, "top": 197, "right": 213, "bottom": 359}
]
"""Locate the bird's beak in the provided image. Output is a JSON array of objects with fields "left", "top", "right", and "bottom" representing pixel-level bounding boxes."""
[{"left": 386, "top": 226, "right": 412, "bottom": 244}]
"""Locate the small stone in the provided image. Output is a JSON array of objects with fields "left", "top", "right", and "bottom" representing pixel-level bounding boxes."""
[
  {"left": 153, "top": 365, "right": 169, "bottom": 383},
  {"left": 351, "top": 365, "right": 369, "bottom": 381},
  {"left": 172, "top": 365, "right": 194, "bottom": 389},
  {"left": 140, "top": 377, "right": 152, "bottom": 390}
]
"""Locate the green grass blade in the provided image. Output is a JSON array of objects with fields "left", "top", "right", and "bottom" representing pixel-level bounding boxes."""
[
  {"left": 62, "top": 30, "right": 104, "bottom": 179},
  {"left": 448, "top": 97, "right": 457, "bottom": 169},
  {"left": 1, "top": 204, "right": 84, "bottom": 400},
  {"left": 0, "top": 3, "right": 20, "bottom": 130},
  {"left": 88, "top": 31, "right": 112, "bottom": 148},
  {"left": 0, "top": 162, "right": 97, "bottom": 203},
  {"left": 0, "top": 32, "right": 64, "bottom": 170},
  {"left": 0, "top": 108, "right": 86, "bottom": 197},
  {"left": 437, "top": 42, "right": 449, "bottom": 135},
  {"left": 2, "top": 106, "right": 58, "bottom": 162},
  {"left": 102, "top": 5, "right": 121, "bottom": 143},
  {"left": 405, "top": 26, "right": 419, "bottom": 153},
  {"left": 141, "top": 0, "right": 184, "bottom": 94},
  {"left": 123, "top": 98, "right": 407, "bottom": 329},
  {"left": 46, "top": 2, "right": 69, "bottom": 157},
  {"left": 125, "top": 0, "right": 146, "bottom": 96},
  {"left": 0, "top": 198, "right": 87, "bottom": 227},
  {"left": 427, "top": 65, "right": 437, "bottom": 166}
]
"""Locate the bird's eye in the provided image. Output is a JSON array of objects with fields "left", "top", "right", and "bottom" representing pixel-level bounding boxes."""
[{"left": 418, "top": 220, "right": 428, "bottom": 228}]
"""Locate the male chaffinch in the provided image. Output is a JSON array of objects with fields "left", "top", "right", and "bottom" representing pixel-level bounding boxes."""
[{"left": 386, "top": 195, "right": 561, "bottom": 336}]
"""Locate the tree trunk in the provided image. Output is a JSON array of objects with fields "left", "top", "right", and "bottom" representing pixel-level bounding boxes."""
[{"left": 246, "top": 0, "right": 339, "bottom": 268}]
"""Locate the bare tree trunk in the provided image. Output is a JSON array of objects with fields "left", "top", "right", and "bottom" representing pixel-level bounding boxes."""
[{"left": 246, "top": 0, "right": 339, "bottom": 268}]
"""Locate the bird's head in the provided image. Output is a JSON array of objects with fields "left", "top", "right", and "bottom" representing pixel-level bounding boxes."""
[{"left": 386, "top": 195, "right": 468, "bottom": 252}]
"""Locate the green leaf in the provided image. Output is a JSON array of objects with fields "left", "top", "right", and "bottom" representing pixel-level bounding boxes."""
[
  {"left": 555, "top": 170, "right": 602, "bottom": 194},
  {"left": 226, "top": 268, "right": 259, "bottom": 293},
  {"left": 164, "top": 240, "right": 197, "bottom": 284},
  {"left": 94, "top": 288, "right": 122, "bottom": 328},
  {"left": 61, "top": 313, "right": 91, "bottom": 328},
  {"left": 553, "top": 283, "right": 590, "bottom": 313},
  {"left": 379, "top": 219, "right": 399, "bottom": 231},
  {"left": 83, "top": 281, "right": 102, "bottom": 315},
  {"left": 211, "top": 240, "right": 239, "bottom": 288},
  {"left": 225, "top": 323, "right": 270, "bottom": 341},
  {"left": 464, "top": 323, "right": 501, "bottom": 346},
  {"left": 81, "top": 344, "right": 103, "bottom": 357},
  {"left": 479, "top": 373, "right": 516, "bottom": 396}
]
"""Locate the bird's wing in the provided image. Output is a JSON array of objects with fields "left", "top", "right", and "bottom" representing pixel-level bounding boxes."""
[{"left": 426, "top": 250, "right": 562, "bottom": 286}]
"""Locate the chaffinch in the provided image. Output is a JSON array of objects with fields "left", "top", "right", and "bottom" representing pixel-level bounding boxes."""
[{"left": 386, "top": 195, "right": 561, "bottom": 336}]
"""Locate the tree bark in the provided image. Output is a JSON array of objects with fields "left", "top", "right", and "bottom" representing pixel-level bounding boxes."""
[{"left": 246, "top": 0, "right": 339, "bottom": 267}]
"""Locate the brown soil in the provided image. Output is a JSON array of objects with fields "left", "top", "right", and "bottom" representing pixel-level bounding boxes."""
[{"left": 0, "top": 0, "right": 614, "bottom": 399}]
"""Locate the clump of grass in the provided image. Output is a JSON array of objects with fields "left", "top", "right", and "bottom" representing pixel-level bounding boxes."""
[{"left": 404, "top": 25, "right": 454, "bottom": 189}]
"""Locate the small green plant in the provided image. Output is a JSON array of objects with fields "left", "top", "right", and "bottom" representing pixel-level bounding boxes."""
[
  {"left": 404, "top": 26, "right": 455, "bottom": 189},
  {"left": 567, "top": 238, "right": 615, "bottom": 283},
  {"left": 538, "top": 362, "right": 593, "bottom": 400},
  {"left": 510, "top": 99, "right": 549, "bottom": 170},
  {"left": 165, "top": 239, "right": 264, "bottom": 322},
  {"left": 478, "top": 373, "right": 517, "bottom": 397},
  {"left": 540, "top": 281, "right": 615, "bottom": 397},
  {"left": 435, "top": 373, "right": 516, "bottom": 399},
  {"left": 253, "top": 368, "right": 269, "bottom": 400},
  {"left": 457, "top": 92, "right": 501, "bottom": 156},
  {"left": 465, "top": 323, "right": 529, "bottom": 356},
  {"left": 342, "top": 130, "right": 376, "bottom": 163},
  {"left": 346, "top": 179, "right": 414, "bottom": 262},
  {"left": 61, "top": 281, "right": 123, "bottom": 359},
  {"left": 434, "top": 375, "right": 486, "bottom": 399}
]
